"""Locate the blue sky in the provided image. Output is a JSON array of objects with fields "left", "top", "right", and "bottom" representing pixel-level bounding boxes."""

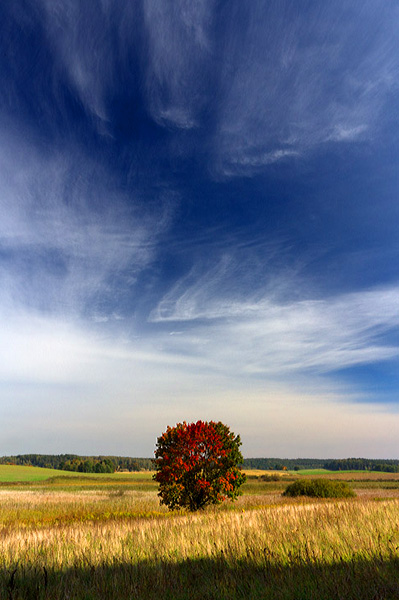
[{"left": 1, "top": 1, "right": 399, "bottom": 458}]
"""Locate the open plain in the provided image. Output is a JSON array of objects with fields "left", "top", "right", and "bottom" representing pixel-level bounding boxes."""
[{"left": 1, "top": 467, "right": 399, "bottom": 599}]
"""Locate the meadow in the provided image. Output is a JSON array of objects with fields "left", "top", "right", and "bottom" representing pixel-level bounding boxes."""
[{"left": 1, "top": 467, "right": 399, "bottom": 599}]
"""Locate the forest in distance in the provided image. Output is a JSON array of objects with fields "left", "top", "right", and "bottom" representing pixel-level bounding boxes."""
[
  {"left": 0, "top": 454, "right": 153, "bottom": 473},
  {"left": 1, "top": 454, "right": 399, "bottom": 474}
]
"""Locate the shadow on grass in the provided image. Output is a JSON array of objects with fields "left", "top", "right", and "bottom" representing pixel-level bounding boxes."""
[{"left": 1, "top": 555, "right": 399, "bottom": 600}]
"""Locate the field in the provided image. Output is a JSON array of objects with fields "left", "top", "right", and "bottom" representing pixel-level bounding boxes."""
[
  {"left": 0, "top": 465, "right": 154, "bottom": 483},
  {"left": 1, "top": 467, "right": 399, "bottom": 599},
  {"left": 0, "top": 465, "right": 82, "bottom": 482},
  {"left": 294, "top": 468, "right": 399, "bottom": 480}
]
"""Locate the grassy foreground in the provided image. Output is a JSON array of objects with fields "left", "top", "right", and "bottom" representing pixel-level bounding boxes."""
[{"left": 1, "top": 479, "right": 399, "bottom": 599}]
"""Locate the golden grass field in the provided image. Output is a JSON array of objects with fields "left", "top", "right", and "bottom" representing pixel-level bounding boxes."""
[{"left": 1, "top": 468, "right": 399, "bottom": 599}]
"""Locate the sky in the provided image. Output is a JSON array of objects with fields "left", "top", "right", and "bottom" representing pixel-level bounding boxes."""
[{"left": 1, "top": 0, "right": 399, "bottom": 459}]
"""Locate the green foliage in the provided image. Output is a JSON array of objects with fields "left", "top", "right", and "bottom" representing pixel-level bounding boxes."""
[
  {"left": 154, "top": 420, "right": 246, "bottom": 511},
  {"left": 243, "top": 458, "right": 327, "bottom": 470},
  {"left": 0, "top": 454, "right": 152, "bottom": 473},
  {"left": 324, "top": 458, "right": 399, "bottom": 473},
  {"left": 243, "top": 457, "right": 399, "bottom": 473},
  {"left": 283, "top": 479, "right": 355, "bottom": 499},
  {"left": 260, "top": 474, "right": 282, "bottom": 482}
]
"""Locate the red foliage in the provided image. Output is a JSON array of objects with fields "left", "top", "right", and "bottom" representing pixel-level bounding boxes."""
[{"left": 153, "top": 420, "right": 245, "bottom": 511}]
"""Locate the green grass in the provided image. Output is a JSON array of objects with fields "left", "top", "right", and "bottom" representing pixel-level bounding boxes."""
[
  {"left": 0, "top": 464, "right": 154, "bottom": 483},
  {"left": 0, "top": 464, "right": 79, "bottom": 482},
  {"left": 293, "top": 468, "right": 399, "bottom": 477},
  {"left": 294, "top": 468, "right": 335, "bottom": 475}
]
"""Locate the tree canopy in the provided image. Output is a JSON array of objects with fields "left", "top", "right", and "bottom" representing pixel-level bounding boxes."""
[
  {"left": 153, "top": 420, "right": 246, "bottom": 511},
  {"left": 0, "top": 454, "right": 152, "bottom": 472}
]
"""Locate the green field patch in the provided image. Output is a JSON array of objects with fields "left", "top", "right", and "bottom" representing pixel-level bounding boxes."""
[
  {"left": 0, "top": 464, "right": 154, "bottom": 483},
  {"left": 292, "top": 469, "right": 395, "bottom": 476},
  {"left": 294, "top": 469, "right": 335, "bottom": 475},
  {"left": 0, "top": 465, "right": 81, "bottom": 482}
]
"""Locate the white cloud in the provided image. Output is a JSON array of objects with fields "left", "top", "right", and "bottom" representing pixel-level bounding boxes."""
[
  {"left": 1, "top": 1, "right": 399, "bottom": 457},
  {"left": 35, "top": 0, "right": 215, "bottom": 131},
  {"left": 143, "top": 0, "right": 214, "bottom": 129},
  {"left": 150, "top": 260, "right": 399, "bottom": 379},
  {"left": 1, "top": 309, "right": 398, "bottom": 456},
  {"left": 213, "top": 2, "right": 399, "bottom": 175},
  {"left": 0, "top": 128, "right": 170, "bottom": 319},
  {"left": 37, "top": 0, "right": 121, "bottom": 124},
  {"left": 229, "top": 149, "right": 300, "bottom": 170},
  {"left": 0, "top": 238, "right": 397, "bottom": 455},
  {"left": 327, "top": 124, "right": 368, "bottom": 142},
  {"left": 30, "top": 1, "right": 399, "bottom": 172}
]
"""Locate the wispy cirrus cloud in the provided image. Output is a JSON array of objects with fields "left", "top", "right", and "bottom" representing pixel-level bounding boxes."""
[
  {"left": 149, "top": 238, "right": 303, "bottom": 323},
  {"left": 1, "top": 0, "right": 399, "bottom": 457},
  {"left": 0, "top": 127, "right": 172, "bottom": 320},
  {"left": 150, "top": 252, "right": 399, "bottom": 382},
  {"left": 213, "top": 1, "right": 399, "bottom": 175},
  {"left": 36, "top": 0, "right": 135, "bottom": 126},
  {"left": 3, "top": 303, "right": 399, "bottom": 458},
  {"left": 31, "top": 1, "right": 399, "bottom": 173},
  {"left": 142, "top": 0, "right": 215, "bottom": 129},
  {"left": 1, "top": 272, "right": 399, "bottom": 456},
  {"left": 19, "top": 0, "right": 214, "bottom": 132}
]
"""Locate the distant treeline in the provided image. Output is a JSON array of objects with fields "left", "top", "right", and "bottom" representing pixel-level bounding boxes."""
[
  {"left": 243, "top": 457, "right": 399, "bottom": 472},
  {"left": 2, "top": 455, "right": 399, "bottom": 474},
  {"left": 323, "top": 458, "right": 399, "bottom": 473},
  {"left": 0, "top": 454, "right": 153, "bottom": 473},
  {"left": 243, "top": 458, "right": 326, "bottom": 470}
]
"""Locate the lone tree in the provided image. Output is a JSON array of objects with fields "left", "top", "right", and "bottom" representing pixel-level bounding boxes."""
[{"left": 153, "top": 420, "right": 246, "bottom": 511}]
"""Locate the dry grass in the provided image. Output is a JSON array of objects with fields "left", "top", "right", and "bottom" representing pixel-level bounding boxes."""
[
  {"left": 2, "top": 494, "right": 399, "bottom": 569},
  {"left": 21, "top": 499, "right": 399, "bottom": 555},
  {"left": 0, "top": 489, "right": 165, "bottom": 528},
  {"left": 1, "top": 484, "right": 399, "bottom": 599}
]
